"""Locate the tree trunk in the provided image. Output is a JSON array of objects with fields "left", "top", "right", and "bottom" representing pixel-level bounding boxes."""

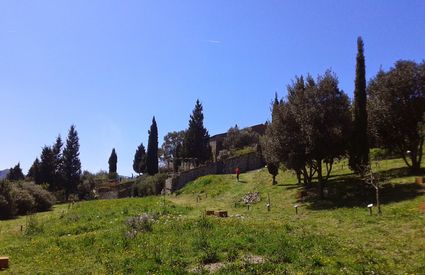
[
  {"left": 272, "top": 175, "right": 276, "bottom": 185},
  {"left": 325, "top": 160, "right": 333, "bottom": 181},
  {"left": 296, "top": 170, "right": 302, "bottom": 184},
  {"left": 302, "top": 167, "right": 310, "bottom": 186},
  {"left": 317, "top": 160, "right": 324, "bottom": 199},
  {"left": 375, "top": 186, "right": 382, "bottom": 215}
]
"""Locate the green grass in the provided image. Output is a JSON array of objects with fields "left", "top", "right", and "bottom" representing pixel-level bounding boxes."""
[{"left": 1, "top": 157, "right": 424, "bottom": 274}]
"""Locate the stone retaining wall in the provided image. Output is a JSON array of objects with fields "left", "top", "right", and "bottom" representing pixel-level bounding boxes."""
[{"left": 164, "top": 152, "right": 264, "bottom": 193}]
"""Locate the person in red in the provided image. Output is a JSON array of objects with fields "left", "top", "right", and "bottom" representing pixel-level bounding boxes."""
[{"left": 235, "top": 167, "right": 241, "bottom": 182}]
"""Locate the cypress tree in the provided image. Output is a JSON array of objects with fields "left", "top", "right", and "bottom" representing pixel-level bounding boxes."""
[
  {"left": 349, "top": 36, "right": 369, "bottom": 173},
  {"left": 62, "top": 125, "right": 81, "bottom": 200},
  {"left": 146, "top": 117, "right": 159, "bottom": 175},
  {"left": 133, "top": 143, "right": 147, "bottom": 175},
  {"left": 182, "top": 100, "right": 210, "bottom": 164},
  {"left": 108, "top": 148, "right": 118, "bottom": 174}
]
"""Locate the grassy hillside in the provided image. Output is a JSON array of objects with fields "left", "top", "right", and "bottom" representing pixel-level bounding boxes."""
[{"left": 0, "top": 158, "right": 424, "bottom": 274}]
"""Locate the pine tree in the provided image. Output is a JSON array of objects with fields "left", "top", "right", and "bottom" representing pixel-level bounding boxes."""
[
  {"left": 349, "top": 36, "right": 369, "bottom": 173},
  {"left": 6, "top": 163, "right": 25, "bottom": 181},
  {"left": 133, "top": 143, "right": 147, "bottom": 174},
  {"left": 52, "top": 135, "right": 63, "bottom": 189},
  {"left": 182, "top": 100, "right": 210, "bottom": 164},
  {"left": 108, "top": 148, "right": 118, "bottom": 174},
  {"left": 62, "top": 125, "right": 81, "bottom": 200},
  {"left": 40, "top": 146, "right": 56, "bottom": 187},
  {"left": 146, "top": 117, "right": 159, "bottom": 175},
  {"left": 27, "top": 158, "right": 42, "bottom": 184}
]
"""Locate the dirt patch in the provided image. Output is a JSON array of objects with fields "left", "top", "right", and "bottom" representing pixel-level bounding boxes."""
[
  {"left": 189, "top": 262, "right": 225, "bottom": 273},
  {"left": 244, "top": 254, "right": 266, "bottom": 264},
  {"left": 242, "top": 192, "right": 261, "bottom": 204}
]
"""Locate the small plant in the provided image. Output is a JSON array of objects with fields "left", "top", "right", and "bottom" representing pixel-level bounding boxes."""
[
  {"left": 124, "top": 213, "right": 154, "bottom": 238},
  {"left": 226, "top": 247, "right": 239, "bottom": 262},
  {"left": 25, "top": 215, "right": 44, "bottom": 236}
]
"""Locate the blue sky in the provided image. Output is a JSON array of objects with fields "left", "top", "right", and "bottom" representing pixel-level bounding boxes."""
[{"left": 1, "top": 1, "right": 424, "bottom": 176}]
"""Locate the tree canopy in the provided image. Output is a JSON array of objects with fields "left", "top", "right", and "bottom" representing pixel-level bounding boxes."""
[
  {"left": 133, "top": 143, "right": 147, "bottom": 175},
  {"left": 349, "top": 36, "right": 369, "bottom": 173},
  {"left": 108, "top": 148, "right": 118, "bottom": 175},
  {"left": 62, "top": 125, "right": 81, "bottom": 199},
  {"left": 6, "top": 163, "right": 25, "bottom": 181},
  {"left": 146, "top": 117, "right": 159, "bottom": 175},
  {"left": 182, "top": 99, "right": 210, "bottom": 164},
  {"left": 368, "top": 60, "right": 425, "bottom": 172},
  {"left": 264, "top": 71, "right": 351, "bottom": 197}
]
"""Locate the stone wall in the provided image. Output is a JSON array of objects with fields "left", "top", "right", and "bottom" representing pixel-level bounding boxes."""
[{"left": 164, "top": 152, "right": 265, "bottom": 193}]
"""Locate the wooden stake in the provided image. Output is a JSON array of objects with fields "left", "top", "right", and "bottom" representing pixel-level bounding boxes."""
[{"left": 267, "top": 193, "right": 271, "bottom": 212}]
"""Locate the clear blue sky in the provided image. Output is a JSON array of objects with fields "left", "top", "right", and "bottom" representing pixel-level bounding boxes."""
[{"left": 1, "top": 1, "right": 424, "bottom": 176}]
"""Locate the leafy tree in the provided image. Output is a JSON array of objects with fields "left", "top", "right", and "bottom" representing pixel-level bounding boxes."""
[
  {"left": 223, "top": 125, "right": 259, "bottom": 150},
  {"left": 349, "top": 36, "right": 369, "bottom": 173},
  {"left": 146, "top": 117, "right": 159, "bottom": 175},
  {"left": 182, "top": 100, "right": 211, "bottom": 164},
  {"left": 368, "top": 60, "right": 425, "bottom": 172},
  {"left": 265, "top": 72, "right": 351, "bottom": 197},
  {"left": 108, "top": 148, "right": 118, "bottom": 175},
  {"left": 162, "top": 130, "right": 186, "bottom": 160},
  {"left": 62, "top": 125, "right": 82, "bottom": 199},
  {"left": 6, "top": 163, "right": 25, "bottom": 181},
  {"left": 27, "top": 158, "right": 42, "bottom": 184},
  {"left": 133, "top": 143, "right": 147, "bottom": 175},
  {"left": 40, "top": 146, "right": 56, "bottom": 187}
]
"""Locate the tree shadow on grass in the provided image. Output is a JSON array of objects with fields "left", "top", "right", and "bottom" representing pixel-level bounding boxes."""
[
  {"left": 300, "top": 174, "right": 425, "bottom": 210},
  {"left": 374, "top": 167, "right": 425, "bottom": 180}
]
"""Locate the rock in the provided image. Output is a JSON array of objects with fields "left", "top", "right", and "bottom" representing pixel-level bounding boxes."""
[{"left": 241, "top": 192, "right": 261, "bottom": 204}]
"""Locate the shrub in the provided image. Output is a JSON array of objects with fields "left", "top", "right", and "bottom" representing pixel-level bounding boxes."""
[
  {"left": 12, "top": 186, "right": 35, "bottom": 215},
  {"left": 77, "top": 176, "right": 97, "bottom": 200},
  {"left": 124, "top": 213, "right": 154, "bottom": 238},
  {"left": 21, "top": 182, "right": 55, "bottom": 212},
  {"left": 25, "top": 214, "right": 44, "bottom": 235},
  {"left": 223, "top": 125, "right": 259, "bottom": 150},
  {"left": 134, "top": 173, "right": 168, "bottom": 197},
  {"left": 0, "top": 181, "right": 16, "bottom": 219}
]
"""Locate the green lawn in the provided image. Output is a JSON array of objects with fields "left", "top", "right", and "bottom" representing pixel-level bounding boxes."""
[{"left": 0, "top": 157, "right": 424, "bottom": 274}]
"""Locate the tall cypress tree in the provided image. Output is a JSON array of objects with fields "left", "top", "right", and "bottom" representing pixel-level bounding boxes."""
[
  {"left": 62, "top": 125, "right": 81, "bottom": 199},
  {"left": 133, "top": 143, "right": 147, "bottom": 175},
  {"left": 146, "top": 117, "right": 159, "bottom": 175},
  {"left": 349, "top": 36, "right": 369, "bottom": 173},
  {"left": 108, "top": 148, "right": 118, "bottom": 174},
  {"left": 182, "top": 100, "right": 210, "bottom": 164}
]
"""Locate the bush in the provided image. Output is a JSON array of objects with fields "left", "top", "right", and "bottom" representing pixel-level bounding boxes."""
[
  {"left": 77, "top": 176, "right": 97, "bottom": 200},
  {"left": 223, "top": 125, "right": 259, "bottom": 150},
  {"left": 0, "top": 181, "right": 16, "bottom": 219},
  {"left": 134, "top": 173, "right": 168, "bottom": 197},
  {"left": 0, "top": 181, "right": 55, "bottom": 220},
  {"left": 21, "top": 182, "right": 55, "bottom": 212},
  {"left": 12, "top": 186, "right": 35, "bottom": 215}
]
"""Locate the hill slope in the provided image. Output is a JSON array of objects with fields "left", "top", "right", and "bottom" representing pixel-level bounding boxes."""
[
  {"left": 0, "top": 158, "right": 424, "bottom": 273},
  {"left": 0, "top": 169, "right": 9, "bottom": 180}
]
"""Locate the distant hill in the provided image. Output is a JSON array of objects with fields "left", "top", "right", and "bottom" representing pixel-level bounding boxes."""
[{"left": 0, "top": 169, "right": 9, "bottom": 180}]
